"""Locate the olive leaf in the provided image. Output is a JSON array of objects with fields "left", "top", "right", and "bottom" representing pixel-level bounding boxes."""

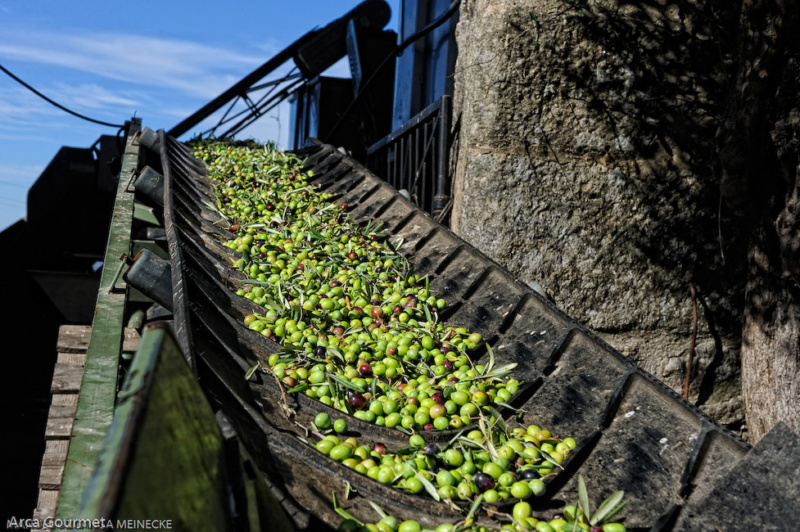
[
  {"left": 538, "top": 447, "right": 565, "bottom": 470},
  {"left": 327, "top": 373, "right": 366, "bottom": 393},
  {"left": 465, "top": 493, "right": 484, "bottom": 522},
  {"left": 245, "top": 362, "right": 260, "bottom": 381},
  {"left": 285, "top": 382, "right": 307, "bottom": 394},
  {"left": 591, "top": 491, "right": 626, "bottom": 525},
  {"left": 414, "top": 471, "right": 440, "bottom": 501},
  {"left": 578, "top": 474, "right": 592, "bottom": 523},
  {"left": 457, "top": 436, "right": 486, "bottom": 450},
  {"left": 368, "top": 501, "right": 388, "bottom": 520},
  {"left": 485, "top": 406, "right": 508, "bottom": 436},
  {"left": 327, "top": 347, "right": 345, "bottom": 363},
  {"left": 423, "top": 303, "right": 434, "bottom": 325},
  {"left": 459, "top": 363, "right": 517, "bottom": 383},
  {"left": 516, "top": 450, "right": 538, "bottom": 461},
  {"left": 495, "top": 401, "right": 524, "bottom": 413},
  {"left": 446, "top": 429, "right": 466, "bottom": 450},
  {"left": 331, "top": 491, "right": 362, "bottom": 525}
]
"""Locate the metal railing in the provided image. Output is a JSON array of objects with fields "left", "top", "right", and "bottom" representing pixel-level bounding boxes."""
[{"left": 366, "top": 95, "right": 451, "bottom": 223}]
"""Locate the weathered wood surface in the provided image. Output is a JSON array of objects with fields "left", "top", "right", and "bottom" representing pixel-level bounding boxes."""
[
  {"left": 33, "top": 325, "right": 90, "bottom": 532},
  {"left": 50, "top": 362, "right": 84, "bottom": 394},
  {"left": 32, "top": 321, "right": 142, "bottom": 529},
  {"left": 56, "top": 324, "right": 140, "bottom": 354},
  {"left": 38, "top": 440, "right": 69, "bottom": 490}
]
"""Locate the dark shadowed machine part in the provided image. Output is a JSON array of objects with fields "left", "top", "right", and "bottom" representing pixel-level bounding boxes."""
[
  {"left": 0, "top": 128, "right": 129, "bottom": 523},
  {"left": 104, "top": 130, "right": 797, "bottom": 531},
  {"left": 169, "top": 0, "right": 395, "bottom": 149}
]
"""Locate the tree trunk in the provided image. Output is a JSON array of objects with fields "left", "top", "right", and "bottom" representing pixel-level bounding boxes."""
[
  {"left": 742, "top": 223, "right": 800, "bottom": 440},
  {"left": 720, "top": 0, "right": 800, "bottom": 441}
]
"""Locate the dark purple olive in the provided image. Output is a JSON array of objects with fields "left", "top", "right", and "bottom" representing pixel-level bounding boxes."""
[
  {"left": 347, "top": 390, "right": 366, "bottom": 409},
  {"left": 423, "top": 443, "right": 440, "bottom": 456},
  {"left": 372, "top": 443, "right": 387, "bottom": 455},
  {"left": 474, "top": 472, "right": 495, "bottom": 492}
]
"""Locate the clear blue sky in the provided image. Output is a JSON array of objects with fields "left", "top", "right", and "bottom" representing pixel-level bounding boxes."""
[{"left": 0, "top": 0, "right": 399, "bottom": 231}]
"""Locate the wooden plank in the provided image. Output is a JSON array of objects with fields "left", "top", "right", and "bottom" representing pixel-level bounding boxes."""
[
  {"left": 39, "top": 440, "right": 69, "bottom": 490},
  {"left": 32, "top": 503, "right": 54, "bottom": 532},
  {"left": 36, "top": 489, "right": 60, "bottom": 516},
  {"left": 31, "top": 326, "right": 88, "bottom": 527},
  {"left": 45, "top": 416, "right": 75, "bottom": 440},
  {"left": 55, "top": 327, "right": 139, "bottom": 355},
  {"left": 51, "top": 394, "right": 79, "bottom": 407},
  {"left": 37, "top": 488, "right": 60, "bottom": 513},
  {"left": 50, "top": 364, "right": 85, "bottom": 394},
  {"left": 48, "top": 400, "right": 79, "bottom": 419},
  {"left": 56, "top": 325, "right": 92, "bottom": 353},
  {"left": 56, "top": 352, "right": 86, "bottom": 365},
  {"left": 46, "top": 394, "right": 79, "bottom": 439},
  {"left": 58, "top": 119, "right": 140, "bottom": 518},
  {"left": 32, "top": 493, "right": 57, "bottom": 532},
  {"left": 41, "top": 440, "right": 70, "bottom": 466},
  {"left": 39, "top": 466, "right": 65, "bottom": 490},
  {"left": 122, "top": 328, "right": 141, "bottom": 353}
]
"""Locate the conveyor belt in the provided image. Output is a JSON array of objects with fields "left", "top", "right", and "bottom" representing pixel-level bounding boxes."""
[{"left": 158, "top": 134, "right": 752, "bottom": 530}]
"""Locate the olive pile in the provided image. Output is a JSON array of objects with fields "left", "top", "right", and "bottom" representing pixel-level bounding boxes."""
[
  {"left": 346, "top": 505, "right": 628, "bottom": 532},
  {"left": 194, "top": 141, "right": 520, "bottom": 434},
  {"left": 313, "top": 415, "right": 573, "bottom": 503},
  {"left": 192, "top": 141, "right": 627, "bottom": 531}
]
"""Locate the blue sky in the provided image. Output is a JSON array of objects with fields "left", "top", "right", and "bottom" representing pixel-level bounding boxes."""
[{"left": 0, "top": 1, "right": 399, "bottom": 231}]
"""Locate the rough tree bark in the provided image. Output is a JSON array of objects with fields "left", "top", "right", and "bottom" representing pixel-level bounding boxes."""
[{"left": 718, "top": 0, "right": 800, "bottom": 440}]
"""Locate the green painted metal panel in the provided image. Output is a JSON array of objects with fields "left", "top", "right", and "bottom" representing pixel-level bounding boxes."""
[
  {"left": 126, "top": 287, "right": 153, "bottom": 303},
  {"left": 57, "top": 119, "right": 141, "bottom": 519},
  {"left": 79, "top": 324, "right": 228, "bottom": 530},
  {"left": 133, "top": 202, "right": 161, "bottom": 226},
  {"left": 131, "top": 239, "right": 169, "bottom": 260}
]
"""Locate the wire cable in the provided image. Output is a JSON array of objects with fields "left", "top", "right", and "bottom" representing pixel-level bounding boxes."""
[{"left": 0, "top": 63, "right": 125, "bottom": 128}]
